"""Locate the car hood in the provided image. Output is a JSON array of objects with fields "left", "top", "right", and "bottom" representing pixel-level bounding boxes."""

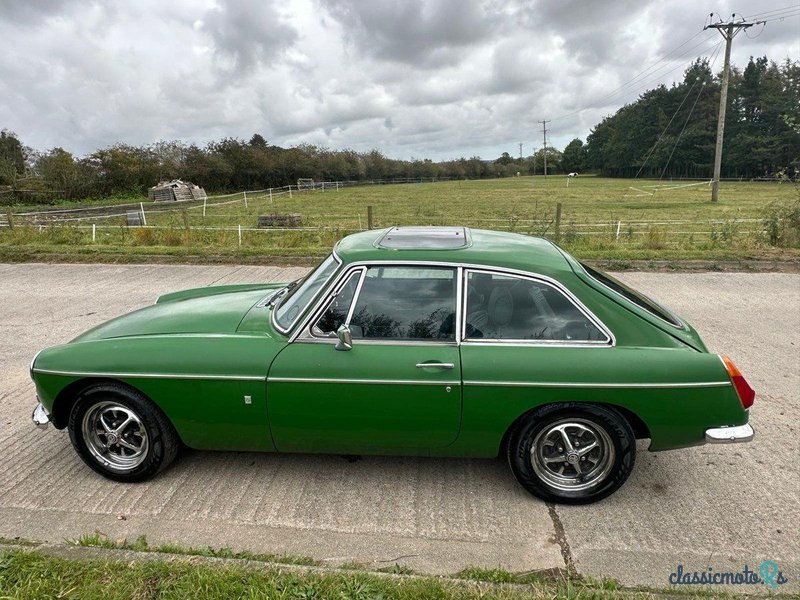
[{"left": 72, "top": 285, "right": 283, "bottom": 342}]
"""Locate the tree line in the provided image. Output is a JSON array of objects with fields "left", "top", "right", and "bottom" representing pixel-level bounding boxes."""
[{"left": 1, "top": 55, "right": 797, "bottom": 204}]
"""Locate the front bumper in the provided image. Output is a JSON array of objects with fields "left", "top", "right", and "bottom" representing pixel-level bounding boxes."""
[
  {"left": 31, "top": 403, "right": 50, "bottom": 429},
  {"left": 705, "top": 423, "right": 754, "bottom": 444}
]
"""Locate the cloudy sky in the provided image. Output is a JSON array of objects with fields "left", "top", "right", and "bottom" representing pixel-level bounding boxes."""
[{"left": 1, "top": 0, "right": 797, "bottom": 160}]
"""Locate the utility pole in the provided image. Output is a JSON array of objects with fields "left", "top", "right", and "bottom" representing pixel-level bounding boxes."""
[
  {"left": 704, "top": 15, "right": 764, "bottom": 202},
  {"left": 519, "top": 142, "right": 523, "bottom": 162},
  {"left": 532, "top": 146, "right": 537, "bottom": 176},
  {"left": 538, "top": 120, "right": 550, "bottom": 177}
]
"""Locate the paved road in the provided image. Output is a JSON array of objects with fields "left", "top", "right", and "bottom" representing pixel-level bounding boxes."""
[{"left": 1, "top": 264, "right": 797, "bottom": 591}]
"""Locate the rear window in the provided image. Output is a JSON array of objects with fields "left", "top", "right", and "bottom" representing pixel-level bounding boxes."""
[{"left": 580, "top": 263, "right": 683, "bottom": 328}]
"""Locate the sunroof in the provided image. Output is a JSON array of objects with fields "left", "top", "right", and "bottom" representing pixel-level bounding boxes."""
[{"left": 377, "top": 226, "right": 469, "bottom": 250}]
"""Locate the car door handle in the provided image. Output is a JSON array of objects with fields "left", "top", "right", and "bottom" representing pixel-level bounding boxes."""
[{"left": 415, "top": 362, "right": 454, "bottom": 369}]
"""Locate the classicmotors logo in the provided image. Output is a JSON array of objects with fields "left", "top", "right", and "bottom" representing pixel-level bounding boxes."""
[{"left": 669, "top": 561, "right": 788, "bottom": 589}]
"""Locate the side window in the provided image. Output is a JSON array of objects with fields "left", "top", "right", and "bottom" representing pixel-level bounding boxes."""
[
  {"left": 464, "top": 272, "right": 608, "bottom": 343},
  {"left": 349, "top": 266, "right": 456, "bottom": 341},
  {"left": 312, "top": 270, "right": 361, "bottom": 337}
]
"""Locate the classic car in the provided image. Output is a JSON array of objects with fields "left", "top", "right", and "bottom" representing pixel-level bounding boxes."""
[{"left": 30, "top": 227, "right": 755, "bottom": 504}]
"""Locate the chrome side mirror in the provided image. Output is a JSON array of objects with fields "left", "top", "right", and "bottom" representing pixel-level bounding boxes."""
[{"left": 335, "top": 324, "right": 353, "bottom": 351}]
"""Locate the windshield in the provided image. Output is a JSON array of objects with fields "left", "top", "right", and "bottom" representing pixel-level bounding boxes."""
[{"left": 274, "top": 254, "right": 339, "bottom": 331}]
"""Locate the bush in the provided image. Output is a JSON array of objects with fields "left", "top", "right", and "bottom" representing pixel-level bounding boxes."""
[{"left": 763, "top": 199, "right": 800, "bottom": 247}]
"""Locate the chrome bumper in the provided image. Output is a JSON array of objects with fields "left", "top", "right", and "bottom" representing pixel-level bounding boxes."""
[
  {"left": 32, "top": 403, "right": 50, "bottom": 429},
  {"left": 705, "top": 423, "right": 754, "bottom": 444}
]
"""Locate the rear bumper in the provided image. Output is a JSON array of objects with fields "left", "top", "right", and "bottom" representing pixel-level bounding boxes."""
[
  {"left": 31, "top": 403, "right": 50, "bottom": 429},
  {"left": 705, "top": 423, "right": 754, "bottom": 444}
]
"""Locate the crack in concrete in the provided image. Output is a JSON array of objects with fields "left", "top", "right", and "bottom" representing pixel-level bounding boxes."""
[{"left": 546, "top": 503, "right": 576, "bottom": 577}]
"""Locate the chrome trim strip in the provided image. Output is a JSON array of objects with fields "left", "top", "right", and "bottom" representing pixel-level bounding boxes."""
[
  {"left": 415, "top": 362, "right": 454, "bottom": 369},
  {"left": 455, "top": 266, "right": 463, "bottom": 344},
  {"left": 463, "top": 380, "right": 732, "bottom": 388},
  {"left": 345, "top": 267, "right": 367, "bottom": 326},
  {"left": 268, "top": 376, "right": 460, "bottom": 386},
  {"left": 705, "top": 423, "right": 754, "bottom": 443},
  {"left": 31, "top": 368, "right": 265, "bottom": 381}
]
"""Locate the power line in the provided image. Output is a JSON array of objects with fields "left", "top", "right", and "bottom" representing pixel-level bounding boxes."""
[{"left": 743, "top": 4, "right": 800, "bottom": 19}]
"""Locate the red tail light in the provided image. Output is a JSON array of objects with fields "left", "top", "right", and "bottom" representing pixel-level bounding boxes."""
[{"left": 721, "top": 356, "right": 755, "bottom": 409}]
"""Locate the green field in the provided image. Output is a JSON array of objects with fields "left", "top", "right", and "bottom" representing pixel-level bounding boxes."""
[{"left": 2, "top": 176, "right": 798, "bottom": 264}]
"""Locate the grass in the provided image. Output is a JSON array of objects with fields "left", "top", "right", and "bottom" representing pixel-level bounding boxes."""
[
  {"left": 1, "top": 535, "right": 782, "bottom": 599},
  {"left": 2, "top": 176, "right": 799, "bottom": 264},
  {"left": 69, "top": 533, "right": 320, "bottom": 567}
]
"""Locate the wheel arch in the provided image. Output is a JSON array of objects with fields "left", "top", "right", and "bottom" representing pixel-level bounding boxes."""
[
  {"left": 51, "top": 378, "right": 153, "bottom": 430},
  {"left": 498, "top": 401, "right": 651, "bottom": 456}
]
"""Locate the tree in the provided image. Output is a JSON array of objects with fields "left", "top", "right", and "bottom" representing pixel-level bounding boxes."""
[
  {"left": 0, "top": 130, "right": 26, "bottom": 186},
  {"left": 561, "top": 138, "right": 587, "bottom": 173}
]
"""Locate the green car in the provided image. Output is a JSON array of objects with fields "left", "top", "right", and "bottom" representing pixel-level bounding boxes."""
[{"left": 30, "top": 227, "right": 755, "bottom": 504}]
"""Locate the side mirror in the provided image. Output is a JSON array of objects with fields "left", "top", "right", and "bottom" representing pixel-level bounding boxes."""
[{"left": 335, "top": 324, "right": 353, "bottom": 351}]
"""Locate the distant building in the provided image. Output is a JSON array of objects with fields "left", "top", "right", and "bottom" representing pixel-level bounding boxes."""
[{"left": 148, "top": 179, "right": 207, "bottom": 202}]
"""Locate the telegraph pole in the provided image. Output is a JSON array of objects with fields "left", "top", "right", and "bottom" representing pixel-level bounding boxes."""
[
  {"left": 538, "top": 120, "right": 550, "bottom": 177},
  {"left": 519, "top": 142, "right": 523, "bottom": 162},
  {"left": 705, "top": 15, "right": 764, "bottom": 202},
  {"left": 532, "top": 146, "right": 537, "bottom": 176}
]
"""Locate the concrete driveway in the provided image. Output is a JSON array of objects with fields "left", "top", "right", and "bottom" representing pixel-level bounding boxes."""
[{"left": 0, "top": 264, "right": 797, "bottom": 591}]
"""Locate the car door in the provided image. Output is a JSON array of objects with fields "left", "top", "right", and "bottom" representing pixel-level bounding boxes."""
[
  {"left": 267, "top": 264, "right": 462, "bottom": 454},
  {"left": 458, "top": 269, "right": 615, "bottom": 436}
]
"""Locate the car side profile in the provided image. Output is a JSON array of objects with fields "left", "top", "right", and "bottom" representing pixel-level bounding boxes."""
[{"left": 30, "top": 227, "right": 755, "bottom": 504}]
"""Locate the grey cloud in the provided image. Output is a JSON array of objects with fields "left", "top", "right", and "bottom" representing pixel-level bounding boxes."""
[
  {"left": 318, "top": 0, "right": 503, "bottom": 68},
  {"left": 0, "top": 0, "right": 796, "bottom": 161},
  {"left": 203, "top": 0, "right": 299, "bottom": 74},
  {"left": 0, "top": 0, "right": 80, "bottom": 25}
]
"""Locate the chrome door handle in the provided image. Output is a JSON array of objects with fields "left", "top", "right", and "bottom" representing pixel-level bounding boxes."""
[{"left": 416, "top": 362, "right": 454, "bottom": 369}]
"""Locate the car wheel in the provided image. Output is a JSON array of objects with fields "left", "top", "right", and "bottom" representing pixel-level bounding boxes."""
[
  {"left": 507, "top": 403, "right": 635, "bottom": 504},
  {"left": 68, "top": 382, "right": 179, "bottom": 482}
]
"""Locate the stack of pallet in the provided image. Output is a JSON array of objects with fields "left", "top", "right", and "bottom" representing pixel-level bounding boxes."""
[{"left": 148, "top": 179, "right": 207, "bottom": 202}]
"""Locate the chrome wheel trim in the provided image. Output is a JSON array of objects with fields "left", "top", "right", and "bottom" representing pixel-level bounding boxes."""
[
  {"left": 530, "top": 418, "right": 615, "bottom": 493},
  {"left": 81, "top": 401, "right": 149, "bottom": 473}
]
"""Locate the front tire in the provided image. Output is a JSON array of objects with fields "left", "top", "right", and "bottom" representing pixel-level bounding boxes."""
[
  {"left": 508, "top": 403, "right": 635, "bottom": 504},
  {"left": 68, "top": 383, "right": 179, "bottom": 482}
]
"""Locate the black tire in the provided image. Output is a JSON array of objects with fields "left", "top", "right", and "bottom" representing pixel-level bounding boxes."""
[
  {"left": 507, "top": 403, "right": 635, "bottom": 505},
  {"left": 68, "top": 382, "right": 180, "bottom": 482}
]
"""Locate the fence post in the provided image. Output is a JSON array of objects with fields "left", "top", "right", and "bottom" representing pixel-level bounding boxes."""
[
  {"left": 203, "top": 196, "right": 207, "bottom": 218},
  {"left": 322, "top": 182, "right": 325, "bottom": 192},
  {"left": 554, "top": 202, "right": 562, "bottom": 243},
  {"left": 336, "top": 181, "right": 340, "bottom": 191},
  {"left": 269, "top": 189, "right": 273, "bottom": 204},
  {"left": 92, "top": 223, "right": 96, "bottom": 242},
  {"left": 244, "top": 191, "right": 248, "bottom": 209},
  {"left": 615, "top": 220, "right": 621, "bottom": 241},
  {"left": 140, "top": 202, "right": 147, "bottom": 226},
  {"left": 367, "top": 205, "right": 374, "bottom": 230},
  {"left": 5, "top": 209, "right": 12, "bottom": 230},
  {"left": 288, "top": 186, "right": 293, "bottom": 199},
  {"left": 238, "top": 224, "right": 242, "bottom": 247}
]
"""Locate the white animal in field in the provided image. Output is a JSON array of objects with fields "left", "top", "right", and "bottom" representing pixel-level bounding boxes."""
[{"left": 568, "top": 172, "right": 578, "bottom": 178}]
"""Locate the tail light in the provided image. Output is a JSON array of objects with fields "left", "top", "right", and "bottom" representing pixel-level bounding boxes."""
[{"left": 721, "top": 356, "right": 755, "bottom": 409}]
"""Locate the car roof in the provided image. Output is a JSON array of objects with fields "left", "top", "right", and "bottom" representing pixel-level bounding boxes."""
[{"left": 334, "top": 227, "right": 572, "bottom": 277}]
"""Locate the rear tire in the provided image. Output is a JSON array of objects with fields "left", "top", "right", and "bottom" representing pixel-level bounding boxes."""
[
  {"left": 507, "top": 403, "right": 635, "bottom": 504},
  {"left": 68, "top": 383, "right": 179, "bottom": 482}
]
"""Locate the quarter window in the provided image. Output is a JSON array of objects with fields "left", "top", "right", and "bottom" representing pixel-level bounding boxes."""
[
  {"left": 349, "top": 266, "right": 456, "bottom": 341},
  {"left": 312, "top": 270, "right": 361, "bottom": 337},
  {"left": 464, "top": 271, "right": 608, "bottom": 343}
]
